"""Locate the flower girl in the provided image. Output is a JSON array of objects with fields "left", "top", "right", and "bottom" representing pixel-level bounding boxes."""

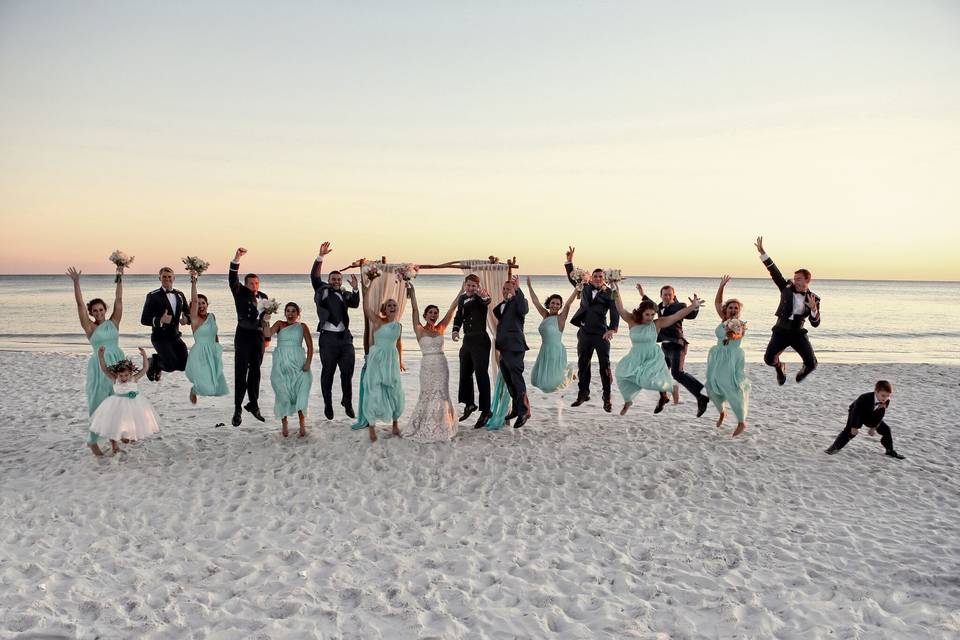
[{"left": 88, "top": 346, "right": 161, "bottom": 456}]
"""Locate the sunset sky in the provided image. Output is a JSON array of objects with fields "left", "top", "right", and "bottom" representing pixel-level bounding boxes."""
[{"left": 1, "top": 1, "right": 958, "bottom": 279}]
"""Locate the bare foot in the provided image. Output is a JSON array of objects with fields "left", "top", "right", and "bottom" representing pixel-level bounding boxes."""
[
  {"left": 732, "top": 422, "right": 747, "bottom": 437},
  {"left": 189, "top": 389, "right": 198, "bottom": 404},
  {"left": 281, "top": 421, "right": 289, "bottom": 438},
  {"left": 121, "top": 438, "right": 131, "bottom": 444},
  {"left": 716, "top": 412, "right": 726, "bottom": 428},
  {"left": 392, "top": 422, "right": 401, "bottom": 437},
  {"left": 368, "top": 425, "right": 378, "bottom": 443},
  {"left": 110, "top": 440, "right": 121, "bottom": 454},
  {"left": 620, "top": 401, "right": 632, "bottom": 415},
  {"left": 89, "top": 443, "right": 104, "bottom": 457},
  {"left": 298, "top": 426, "right": 307, "bottom": 438},
  {"left": 672, "top": 384, "right": 680, "bottom": 404}
]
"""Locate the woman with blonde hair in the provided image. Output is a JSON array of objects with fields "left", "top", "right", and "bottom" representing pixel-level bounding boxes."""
[
  {"left": 352, "top": 296, "right": 405, "bottom": 442},
  {"left": 705, "top": 276, "right": 751, "bottom": 436}
]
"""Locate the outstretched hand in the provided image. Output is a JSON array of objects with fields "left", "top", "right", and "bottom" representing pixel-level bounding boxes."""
[
  {"left": 635, "top": 282, "right": 645, "bottom": 297},
  {"left": 688, "top": 294, "right": 703, "bottom": 309},
  {"left": 318, "top": 242, "right": 332, "bottom": 257},
  {"left": 234, "top": 247, "right": 247, "bottom": 261},
  {"left": 566, "top": 246, "right": 575, "bottom": 262},
  {"left": 805, "top": 292, "right": 818, "bottom": 311},
  {"left": 349, "top": 274, "right": 358, "bottom": 289},
  {"left": 754, "top": 236, "right": 765, "bottom": 255},
  {"left": 720, "top": 274, "right": 732, "bottom": 287},
  {"left": 66, "top": 266, "right": 81, "bottom": 282}
]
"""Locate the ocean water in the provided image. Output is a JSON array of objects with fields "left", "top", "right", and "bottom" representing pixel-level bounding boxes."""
[{"left": 2, "top": 274, "right": 958, "bottom": 365}]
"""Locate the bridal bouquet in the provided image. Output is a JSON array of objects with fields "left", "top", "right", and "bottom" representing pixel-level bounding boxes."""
[
  {"left": 396, "top": 263, "right": 419, "bottom": 283},
  {"left": 182, "top": 256, "right": 210, "bottom": 276},
  {"left": 569, "top": 267, "right": 588, "bottom": 286},
  {"left": 722, "top": 318, "right": 747, "bottom": 344},
  {"left": 603, "top": 268, "right": 623, "bottom": 284},
  {"left": 109, "top": 250, "right": 134, "bottom": 282},
  {"left": 361, "top": 263, "right": 381, "bottom": 282},
  {"left": 258, "top": 298, "right": 280, "bottom": 316}
]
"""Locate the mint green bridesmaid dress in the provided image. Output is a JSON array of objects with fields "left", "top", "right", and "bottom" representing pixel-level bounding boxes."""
[
  {"left": 615, "top": 323, "right": 673, "bottom": 402},
  {"left": 352, "top": 321, "right": 405, "bottom": 427},
  {"left": 705, "top": 323, "right": 750, "bottom": 422},
  {"left": 185, "top": 313, "right": 229, "bottom": 397},
  {"left": 270, "top": 322, "right": 313, "bottom": 418},
  {"left": 85, "top": 321, "right": 124, "bottom": 415},
  {"left": 530, "top": 315, "right": 575, "bottom": 393}
]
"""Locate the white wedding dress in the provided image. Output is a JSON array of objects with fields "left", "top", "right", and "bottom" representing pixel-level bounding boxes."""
[{"left": 404, "top": 332, "right": 458, "bottom": 443}]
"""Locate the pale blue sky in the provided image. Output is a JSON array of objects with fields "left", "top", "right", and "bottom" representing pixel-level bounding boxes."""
[{"left": 2, "top": 1, "right": 958, "bottom": 277}]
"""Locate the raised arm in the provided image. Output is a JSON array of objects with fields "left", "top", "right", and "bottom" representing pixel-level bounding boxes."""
[
  {"left": 189, "top": 274, "right": 201, "bottom": 331},
  {"left": 755, "top": 236, "right": 787, "bottom": 290},
  {"left": 229, "top": 247, "right": 246, "bottom": 293},
  {"left": 66, "top": 267, "right": 95, "bottom": 336},
  {"left": 302, "top": 325, "right": 314, "bottom": 372},
  {"left": 437, "top": 289, "right": 461, "bottom": 333},
  {"left": 714, "top": 275, "right": 731, "bottom": 319},
  {"left": 133, "top": 347, "right": 149, "bottom": 382},
  {"left": 655, "top": 296, "right": 703, "bottom": 330},
  {"left": 557, "top": 285, "right": 580, "bottom": 331},
  {"left": 612, "top": 284, "right": 634, "bottom": 325},
  {"left": 97, "top": 346, "right": 116, "bottom": 379},
  {"left": 262, "top": 316, "right": 282, "bottom": 338},
  {"left": 110, "top": 266, "right": 124, "bottom": 325},
  {"left": 408, "top": 285, "right": 423, "bottom": 339},
  {"left": 310, "top": 242, "right": 333, "bottom": 291},
  {"left": 513, "top": 281, "right": 529, "bottom": 316},
  {"left": 345, "top": 274, "right": 360, "bottom": 308},
  {"left": 526, "top": 276, "right": 548, "bottom": 318}
]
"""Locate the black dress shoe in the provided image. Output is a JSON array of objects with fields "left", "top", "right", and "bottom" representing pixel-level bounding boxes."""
[
  {"left": 795, "top": 366, "right": 814, "bottom": 383},
  {"left": 324, "top": 404, "right": 334, "bottom": 420},
  {"left": 505, "top": 409, "right": 518, "bottom": 421},
  {"left": 244, "top": 402, "right": 266, "bottom": 422},
  {"left": 654, "top": 393, "right": 669, "bottom": 414},
  {"left": 231, "top": 411, "right": 242, "bottom": 427},
  {"left": 343, "top": 403, "right": 356, "bottom": 419},
  {"left": 885, "top": 450, "right": 906, "bottom": 460},
  {"left": 571, "top": 395, "right": 590, "bottom": 407},
  {"left": 473, "top": 410, "right": 492, "bottom": 429},
  {"left": 513, "top": 412, "right": 530, "bottom": 428},
  {"left": 775, "top": 362, "right": 786, "bottom": 386},
  {"left": 459, "top": 404, "right": 478, "bottom": 422},
  {"left": 824, "top": 447, "right": 839, "bottom": 455},
  {"left": 696, "top": 394, "right": 710, "bottom": 418},
  {"left": 603, "top": 400, "right": 612, "bottom": 413}
]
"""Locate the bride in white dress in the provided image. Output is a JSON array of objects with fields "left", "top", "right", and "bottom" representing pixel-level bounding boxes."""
[{"left": 404, "top": 283, "right": 460, "bottom": 443}]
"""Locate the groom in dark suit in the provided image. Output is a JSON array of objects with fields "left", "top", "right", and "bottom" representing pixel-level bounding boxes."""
[
  {"left": 564, "top": 247, "right": 619, "bottom": 412},
  {"left": 755, "top": 237, "right": 821, "bottom": 385},
  {"left": 228, "top": 247, "right": 269, "bottom": 426},
  {"left": 494, "top": 275, "right": 531, "bottom": 428},
  {"left": 310, "top": 242, "right": 361, "bottom": 420},
  {"left": 452, "top": 274, "right": 493, "bottom": 429},
  {"left": 141, "top": 266, "right": 189, "bottom": 382}
]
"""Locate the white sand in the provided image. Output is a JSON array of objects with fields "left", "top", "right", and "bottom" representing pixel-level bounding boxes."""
[{"left": 1, "top": 350, "right": 958, "bottom": 639}]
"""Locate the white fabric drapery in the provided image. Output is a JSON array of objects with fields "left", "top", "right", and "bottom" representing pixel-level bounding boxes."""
[{"left": 359, "top": 263, "right": 412, "bottom": 353}]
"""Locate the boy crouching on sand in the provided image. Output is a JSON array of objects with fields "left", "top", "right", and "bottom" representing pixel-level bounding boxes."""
[{"left": 825, "top": 380, "right": 905, "bottom": 460}]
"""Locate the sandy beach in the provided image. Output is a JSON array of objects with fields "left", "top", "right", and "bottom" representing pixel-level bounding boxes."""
[{"left": 0, "top": 350, "right": 958, "bottom": 639}]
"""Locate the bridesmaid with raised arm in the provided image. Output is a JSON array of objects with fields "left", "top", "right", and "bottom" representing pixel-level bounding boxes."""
[
  {"left": 404, "top": 283, "right": 459, "bottom": 443},
  {"left": 67, "top": 265, "right": 126, "bottom": 456},
  {"left": 613, "top": 283, "right": 703, "bottom": 415},
  {"left": 706, "top": 276, "right": 751, "bottom": 437},
  {"left": 262, "top": 303, "right": 314, "bottom": 438},
  {"left": 352, "top": 298, "right": 405, "bottom": 442},
  {"left": 527, "top": 276, "right": 579, "bottom": 393},
  {"left": 184, "top": 273, "right": 229, "bottom": 404}
]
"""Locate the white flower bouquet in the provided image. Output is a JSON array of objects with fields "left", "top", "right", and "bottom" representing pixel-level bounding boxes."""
[
  {"left": 182, "top": 255, "right": 210, "bottom": 276},
  {"left": 396, "top": 263, "right": 420, "bottom": 282},
  {"left": 603, "top": 268, "right": 623, "bottom": 284},
  {"left": 109, "top": 250, "right": 135, "bottom": 282},
  {"left": 258, "top": 298, "right": 280, "bottom": 316},
  {"left": 570, "top": 267, "right": 588, "bottom": 286},
  {"left": 722, "top": 318, "right": 747, "bottom": 344},
  {"left": 361, "top": 263, "right": 381, "bottom": 282}
]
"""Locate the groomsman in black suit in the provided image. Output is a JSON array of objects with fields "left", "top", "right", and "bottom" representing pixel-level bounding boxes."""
[
  {"left": 755, "top": 236, "right": 821, "bottom": 385},
  {"left": 229, "top": 247, "right": 268, "bottom": 426},
  {"left": 452, "top": 274, "right": 493, "bottom": 429},
  {"left": 638, "top": 282, "right": 711, "bottom": 417},
  {"left": 564, "top": 247, "right": 619, "bottom": 412},
  {"left": 141, "top": 266, "right": 189, "bottom": 382},
  {"left": 493, "top": 275, "right": 531, "bottom": 428},
  {"left": 825, "top": 380, "right": 905, "bottom": 459},
  {"left": 310, "top": 242, "right": 361, "bottom": 420}
]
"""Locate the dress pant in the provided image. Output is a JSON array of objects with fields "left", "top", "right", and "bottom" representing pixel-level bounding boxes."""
[
  {"left": 234, "top": 327, "right": 265, "bottom": 410},
  {"left": 830, "top": 411, "right": 894, "bottom": 452},
  {"left": 763, "top": 326, "right": 817, "bottom": 371},
  {"left": 498, "top": 349, "right": 528, "bottom": 416},
  {"left": 576, "top": 330, "right": 612, "bottom": 399},
  {"left": 150, "top": 332, "right": 188, "bottom": 372},
  {"left": 458, "top": 333, "right": 491, "bottom": 412},
  {"left": 662, "top": 342, "right": 704, "bottom": 398},
  {"left": 319, "top": 330, "right": 355, "bottom": 407}
]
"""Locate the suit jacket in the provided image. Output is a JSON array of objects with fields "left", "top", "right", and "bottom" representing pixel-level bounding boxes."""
[
  {"left": 310, "top": 258, "right": 360, "bottom": 334},
  {"left": 565, "top": 262, "right": 620, "bottom": 335},
  {"left": 493, "top": 289, "right": 529, "bottom": 352},
  {"left": 762, "top": 255, "right": 821, "bottom": 331},
  {"left": 229, "top": 261, "right": 268, "bottom": 332},
  {"left": 848, "top": 392, "right": 889, "bottom": 428},
  {"left": 642, "top": 295, "right": 697, "bottom": 344},
  {"left": 452, "top": 293, "right": 491, "bottom": 337},
  {"left": 140, "top": 287, "right": 188, "bottom": 338}
]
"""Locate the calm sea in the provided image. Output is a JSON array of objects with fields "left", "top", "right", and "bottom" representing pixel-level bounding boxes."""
[{"left": 1, "top": 274, "right": 958, "bottom": 365}]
